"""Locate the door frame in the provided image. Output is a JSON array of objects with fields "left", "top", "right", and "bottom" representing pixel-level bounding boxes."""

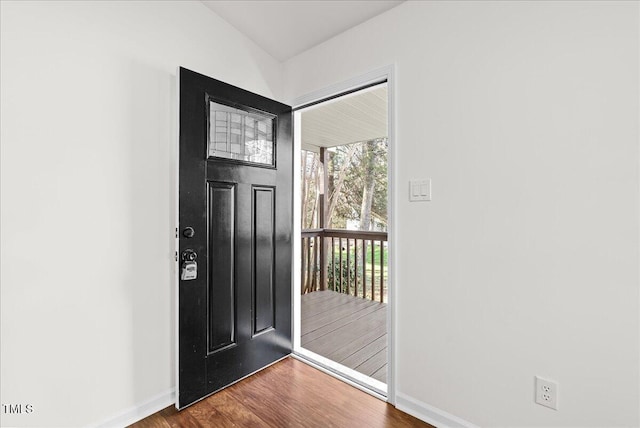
[{"left": 289, "top": 65, "right": 397, "bottom": 405}]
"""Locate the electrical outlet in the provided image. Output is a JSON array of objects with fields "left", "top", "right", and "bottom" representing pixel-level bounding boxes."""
[{"left": 535, "top": 376, "right": 558, "bottom": 410}]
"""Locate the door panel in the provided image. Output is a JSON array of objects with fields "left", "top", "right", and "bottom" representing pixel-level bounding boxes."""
[
  {"left": 178, "top": 67, "right": 292, "bottom": 409},
  {"left": 253, "top": 186, "right": 275, "bottom": 335},
  {"left": 207, "top": 182, "right": 236, "bottom": 353}
]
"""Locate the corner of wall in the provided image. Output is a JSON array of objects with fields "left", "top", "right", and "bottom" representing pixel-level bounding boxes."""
[
  {"left": 93, "top": 389, "right": 175, "bottom": 428},
  {"left": 395, "top": 393, "right": 479, "bottom": 428}
]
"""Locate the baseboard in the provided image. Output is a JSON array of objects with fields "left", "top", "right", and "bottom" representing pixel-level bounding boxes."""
[
  {"left": 93, "top": 388, "right": 175, "bottom": 428},
  {"left": 395, "top": 392, "right": 479, "bottom": 428}
]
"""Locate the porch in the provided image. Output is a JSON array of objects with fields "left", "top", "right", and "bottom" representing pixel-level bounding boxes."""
[
  {"left": 301, "top": 290, "right": 387, "bottom": 383},
  {"left": 300, "top": 228, "right": 388, "bottom": 383}
]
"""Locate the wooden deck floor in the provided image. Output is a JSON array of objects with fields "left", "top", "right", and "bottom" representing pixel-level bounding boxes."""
[{"left": 301, "top": 290, "right": 387, "bottom": 383}]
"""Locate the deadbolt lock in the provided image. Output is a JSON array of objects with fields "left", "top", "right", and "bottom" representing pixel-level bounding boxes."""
[{"left": 183, "top": 227, "right": 195, "bottom": 238}]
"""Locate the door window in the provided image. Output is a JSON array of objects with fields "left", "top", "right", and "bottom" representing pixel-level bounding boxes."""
[{"left": 209, "top": 100, "right": 275, "bottom": 166}]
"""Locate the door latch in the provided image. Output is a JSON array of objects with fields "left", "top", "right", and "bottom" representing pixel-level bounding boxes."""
[{"left": 180, "top": 249, "right": 198, "bottom": 280}]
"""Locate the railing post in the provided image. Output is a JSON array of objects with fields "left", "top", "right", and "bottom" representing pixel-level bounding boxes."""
[
  {"left": 319, "top": 231, "right": 326, "bottom": 291},
  {"left": 354, "top": 239, "right": 358, "bottom": 297},
  {"left": 301, "top": 237, "right": 306, "bottom": 294},
  {"left": 362, "top": 239, "right": 367, "bottom": 299},
  {"left": 379, "top": 240, "right": 384, "bottom": 302},
  {"left": 371, "top": 239, "right": 375, "bottom": 301},
  {"left": 346, "top": 238, "right": 351, "bottom": 296},
  {"left": 306, "top": 237, "right": 312, "bottom": 293},
  {"left": 319, "top": 147, "right": 329, "bottom": 292}
]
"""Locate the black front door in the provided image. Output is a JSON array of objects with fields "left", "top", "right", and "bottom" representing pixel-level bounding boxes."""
[{"left": 178, "top": 68, "right": 292, "bottom": 409}]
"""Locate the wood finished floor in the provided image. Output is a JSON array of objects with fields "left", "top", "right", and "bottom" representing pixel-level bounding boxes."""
[
  {"left": 301, "top": 290, "right": 387, "bottom": 383},
  {"left": 130, "top": 358, "right": 432, "bottom": 428}
]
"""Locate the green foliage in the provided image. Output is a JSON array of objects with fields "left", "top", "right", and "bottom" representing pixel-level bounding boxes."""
[
  {"left": 330, "top": 138, "right": 388, "bottom": 230},
  {"left": 325, "top": 243, "right": 388, "bottom": 296},
  {"left": 326, "top": 254, "right": 359, "bottom": 293},
  {"left": 365, "top": 243, "right": 387, "bottom": 266}
]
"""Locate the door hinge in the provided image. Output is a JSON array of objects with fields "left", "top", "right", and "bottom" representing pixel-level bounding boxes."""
[
  {"left": 175, "top": 227, "right": 178, "bottom": 238},
  {"left": 175, "top": 251, "right": 178, "bottom": 262}
]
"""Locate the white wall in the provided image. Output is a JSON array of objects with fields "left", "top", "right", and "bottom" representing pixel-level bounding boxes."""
[
  {"left": 2, "top": 1, "right": 638, "bottom": 427},
  {"left": 284, "top": 1, "right": 639, "bottom": 427},
  {"left": 0, "top": 1, "right": 282, "bottom": 426}
]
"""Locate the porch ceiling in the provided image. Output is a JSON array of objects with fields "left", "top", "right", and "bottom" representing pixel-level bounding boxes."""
[{"left": 301, "top": 84, "right": 387, "bottom": 152}]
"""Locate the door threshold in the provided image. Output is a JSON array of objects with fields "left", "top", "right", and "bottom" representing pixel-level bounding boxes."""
[{"left": 292, "top": 348, "right": 387, "bottom": 401}]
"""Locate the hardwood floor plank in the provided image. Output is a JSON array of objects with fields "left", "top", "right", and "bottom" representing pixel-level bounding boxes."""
[
  {"left": 274, "top": 359, "right": 422, "bottom": 427},
  {"left": 157, "top": 405, "right": 203, "bottom": 428},
  {"left": 268, "top": 359, "right": 410, "bottom": 427},
  {"left": 226, "top": 362, "right": 338, "bottom": 427},
  {"left": 130, "top": 358, "right": 432, "bottom": 428},
  {"left": 202, "top": 387, "right": 274, "bottom": 427}
]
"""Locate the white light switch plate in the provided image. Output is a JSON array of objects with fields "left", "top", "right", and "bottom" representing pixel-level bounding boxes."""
[{"left": 409, "top": 179, "right": 431, "bottom": 202}]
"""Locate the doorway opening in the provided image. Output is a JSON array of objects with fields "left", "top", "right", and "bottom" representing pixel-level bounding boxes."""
[{"left": 293, "top": 82, "right": 390, "bottom": 396}]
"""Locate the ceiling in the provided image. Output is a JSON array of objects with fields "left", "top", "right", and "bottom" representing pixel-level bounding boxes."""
[
  {"left": 201, "top": 1, "right": 404, "bottom": 62},
  {"left": 301, "top": 84, "right": 387, "bottom": 151}
]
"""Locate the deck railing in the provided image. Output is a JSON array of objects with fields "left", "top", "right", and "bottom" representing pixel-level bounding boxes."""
[{"left": 301, "top": 229, "right": 388, "bottom": 302}]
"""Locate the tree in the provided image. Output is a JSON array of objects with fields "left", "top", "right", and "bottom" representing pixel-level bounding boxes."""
[
  {"left": 326, "top": 144, "right": 358, "bottom": 228},
  {"left": 300, "top": 150, "right": 325, "bottom": 229},
  {"left": 331, "top": 138, "right": 387, "bottom": 231},
  {"left": 359, "top": 140, "right": 376, "bottom": 231},
  {"left": 300, "top": 138, "right": 387, "bottom": 231}
]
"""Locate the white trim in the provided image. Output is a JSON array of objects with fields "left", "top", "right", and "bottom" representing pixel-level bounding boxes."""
[
  {"left": 92, "top": 389, "right": 175, "bottom": 428},
  {"left": 292, "top": 110, "right": 302, "bottom": 352},
  {"left": 292, "top": 352, "right": 386, "bottom": 401},
  {"left": 294, "top": 347, "right": 387, "bottom": 396},
  {"left": 637, "top": 7, "right": 640, "bottom": 428},
  {"left": 385, "top": 64, "right": 397, "bottom": 406},
  {"left": 174, "top": 66, "right": 181, "bottom": 409},
  {"left": 290, "top": 64, "right": 397, "bottom": 405},
  {"left": 395, "top": 393, "right": 480, "bottom": 428},
  {"left": 289, "top": 65, "right": 393, "bottom": 109}
]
